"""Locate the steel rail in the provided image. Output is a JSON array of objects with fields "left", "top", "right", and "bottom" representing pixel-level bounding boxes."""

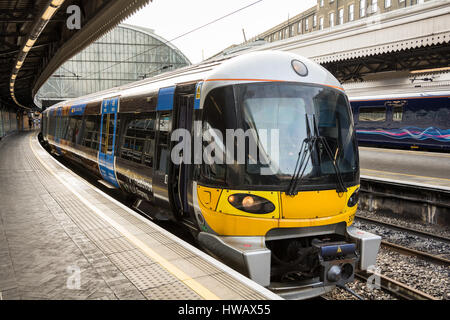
[
  {"left": 355, "top": 215, "right": 450, "bottom": 243},
  {"left": 355, "top": 271, "right": 439, "bottom": 300}
]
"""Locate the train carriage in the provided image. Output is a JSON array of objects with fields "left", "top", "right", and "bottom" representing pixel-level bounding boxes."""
[
  {"left": 349, "top": 92, "right": 450, "bottom": 151},
  {"left": 41, "top": 51, "right": 381, "bottom": 299}
]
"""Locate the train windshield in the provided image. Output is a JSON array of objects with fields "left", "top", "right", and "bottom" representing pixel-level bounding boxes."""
[{"left": 201, "top": 83, "right": 359, "bottom": 190}]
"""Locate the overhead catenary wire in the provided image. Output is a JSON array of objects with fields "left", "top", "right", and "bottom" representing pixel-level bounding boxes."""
[{"left": 80, "top": 0, "right": 264, "bottom": 79}]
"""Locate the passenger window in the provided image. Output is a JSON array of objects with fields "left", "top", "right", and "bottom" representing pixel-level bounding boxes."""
[
  {"left": 437, "top": 109, "right": 449, "bottom": 126},
  {"left": 82, "top": 115, "right": 101, "bottom": 150},
  {"left": 416, "top": 109, "right": 433, "bottom": 122},
  {"left": 386, "top": 101, "right": 405, "bottom": 122},
  {"left": 393, "top": 106, "right": 403, "bottom": 122},
  {"left": 100, "top": 114, "right": 116, "bottom": 154},
  {"left": 120, "top": 113, "right": 156, "bottom": 166},
  {"left": 156, "top": 112, "right": 171, "bottom": 173},
  {"left": 49, "top": 116, "right": 56, "bottom": 136},
  {"left": 67, "top": 116, "right": 83, "bottom": 143},
  {"left": 358, "top": 106, "right": 386, "bottom": 122}
]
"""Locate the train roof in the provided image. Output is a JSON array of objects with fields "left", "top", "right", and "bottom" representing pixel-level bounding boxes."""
[
  {"left": 43, "top": 51, "right": 343, "bottom": 114},
  {"left": 349, "top": 91, "right": 450, "bottom": 101},
  {"left": 345, "top": 71, "right": 450, "bottom": 101}
]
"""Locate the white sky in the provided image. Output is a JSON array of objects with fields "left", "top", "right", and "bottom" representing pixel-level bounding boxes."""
[{"left": 124, "top": 0, "right": 317, "bottom": 64}]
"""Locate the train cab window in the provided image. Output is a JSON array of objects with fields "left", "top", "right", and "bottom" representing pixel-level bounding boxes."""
[
  {"left": 358, "top": 106, "right": 386, "bottom": 122},
  {"left": 392, "top": 106, "right": 403, "bottom": 122},
  {"left": 201, "top": 86, "right": 237, "bottom": 184},
  {"left": 120, "top": 113, "right": 156, "bottom": 166}
]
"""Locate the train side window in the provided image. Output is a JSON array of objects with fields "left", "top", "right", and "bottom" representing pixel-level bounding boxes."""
[
  {"left": 63, "top": 117, "right": 71, "bottom": 140},
  {"left": 100, "top": 114, "right": 117, "bottom": 154},
  {"left": 66, "top": 117, "right": 81, "bottom": 143},
  {"left": 82, "top": 115, "right": 100, "bottom": 150},
  {"left": 437, "top": 109, "right": 449, "bottom": 126},
  {"left": 392, "top": 106, "right": 403, "bottom": 121},
  {"left": 358, "top": 106, "right": 386, "bottom": 122},
  {"left": 49, "top": 116, "right": 56, "bottom": 136},
  {"left": 121, "top": 118, "right": 142, "bottom": 163},
  {"left": 156, "top": 112, "right": 171, "bottom": 173},
  {"left": 56, "top": 116, "right": 63, "bottom": 139},
  {"left": 415, "top": 109, "right": 434, "bottom": 122},
  {"left": 120, "top": 113, "right": 155, "bottom": 166}
]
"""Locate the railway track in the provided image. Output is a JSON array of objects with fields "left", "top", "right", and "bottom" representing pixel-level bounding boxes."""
[
  {"left": 356, "top": 214, "right": 450, "bottom": 265},
  {"left": 380, "top": 240, "right": 450, "bottom": 265},
  {"left": 354, "top": 214, "right": 449, "bottom": 300},
  {"left": 355, "top": 215, "right": 450, "bottom": 243},
  {"left": 355, "top": 270, "right": 438, "bottom": 300}
]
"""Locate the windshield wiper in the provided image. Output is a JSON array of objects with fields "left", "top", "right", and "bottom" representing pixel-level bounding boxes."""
[
  {"left": 286, "top": 115, "right": 347, "bottom": 196},
  {"left": 312, "top": 116, "right": 347, "bottom": 193},
  {"left": 286, "top": 115, "right": 315, "bottom": 196}
]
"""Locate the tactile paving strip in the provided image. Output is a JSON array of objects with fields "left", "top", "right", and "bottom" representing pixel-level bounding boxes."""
[
  {"left": 108, "top": 249, "right": 155, "bottom": 271},
  {"left": 211, "top": 272, "right": 268, "bottom": 300},
  {"left": 143, "top": 282, "right": 202, "bottom": 300},
  {"left": 187, "top": 256, "right": 223, "bottom": 276},
  {"left": 93, "top": 237, "right": 136, "bottom": 254},
  {"left": 165, "top": 242, "right": 197, "bottom": 259},
  {"left": 116, "top": 214, "right": 143, "bottom": 225},
  {"left": 149, "top": 232, "right": 173, "bottom": 245},
  {"left": 134, "top": 223, "right": 158, "bottom": 234},
  {"left": 122, "top": 264, "right": 179, "bottom": 291},
  {"left": 84, "top": 227, "right": 122, "bottom": 242}
]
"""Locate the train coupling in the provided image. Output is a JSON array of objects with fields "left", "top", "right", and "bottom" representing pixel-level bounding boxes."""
[{"left": 313, "top": 240, "right": 358, "bottom": 286}]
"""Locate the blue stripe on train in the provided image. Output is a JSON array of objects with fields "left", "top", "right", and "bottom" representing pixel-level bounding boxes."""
[{"left": 157, "top": 86, "right": 176, "bottom": 111}]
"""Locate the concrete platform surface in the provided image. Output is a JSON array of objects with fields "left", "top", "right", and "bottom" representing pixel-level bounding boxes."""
[
  {"left": 0, "top": 132, "right": 280, "bottom": 300},
  {"left": 359, "top": 147, "right": 450, "bottom": 190}
]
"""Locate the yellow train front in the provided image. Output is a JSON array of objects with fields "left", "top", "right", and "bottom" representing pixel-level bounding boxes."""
[
  {"left": 192, "top": 52, "right": 381, "bottom": 299},
  {"left": 41, "top": 51, "right": 381, "bottom": 299}
]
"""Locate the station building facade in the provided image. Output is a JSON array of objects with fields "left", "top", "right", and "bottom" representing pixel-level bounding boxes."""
[
  {"left": 35, "top": 24, "right": 191, "bottom": 108},
  {"left": 253, "top": 0, "right": 432, "bottom": 43}
]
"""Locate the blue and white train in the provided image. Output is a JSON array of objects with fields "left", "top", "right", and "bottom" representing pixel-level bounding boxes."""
[{"left": 349, "top": 90, "right": 450, "bottom": 151}]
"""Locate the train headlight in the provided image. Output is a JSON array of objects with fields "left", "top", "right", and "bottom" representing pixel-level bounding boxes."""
[
  {"left": 242, "top": 196, "right": 255, "bottom": 209},
  {"left": 291, "top": 59, "right": 308, "bottom": 77},
  {"left": 228, "top": 194, "right": 275, "bottom": 214},
  {"left": 347, "top": 188, "right": 360, "bottom": 207}
]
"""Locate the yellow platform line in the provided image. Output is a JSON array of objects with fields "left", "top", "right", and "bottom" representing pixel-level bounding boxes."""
[
  {"left": 361, "top": 168, "right": 450, "bottom": 183},
  {"left": 29, "top": 134, "right": 219, "bottom": 300}
]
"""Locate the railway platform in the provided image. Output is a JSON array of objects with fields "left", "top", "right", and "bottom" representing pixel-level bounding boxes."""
[
  {"left": 0, "top": 131, "right": 280, "bottom": 300},
  {"left": 359, "top": 147, "right": 450, "bottom": 191}
]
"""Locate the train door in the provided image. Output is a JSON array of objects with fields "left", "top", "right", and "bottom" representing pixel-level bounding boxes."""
[
  {"left": 98, "top": 97, "right": 120, "bottom": 188},
  {"left": 171, "top": 93, "right": 195, "bottom": 217},
  {"left": 152, "top": 87, "right": 175, "bottom": 211}
]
